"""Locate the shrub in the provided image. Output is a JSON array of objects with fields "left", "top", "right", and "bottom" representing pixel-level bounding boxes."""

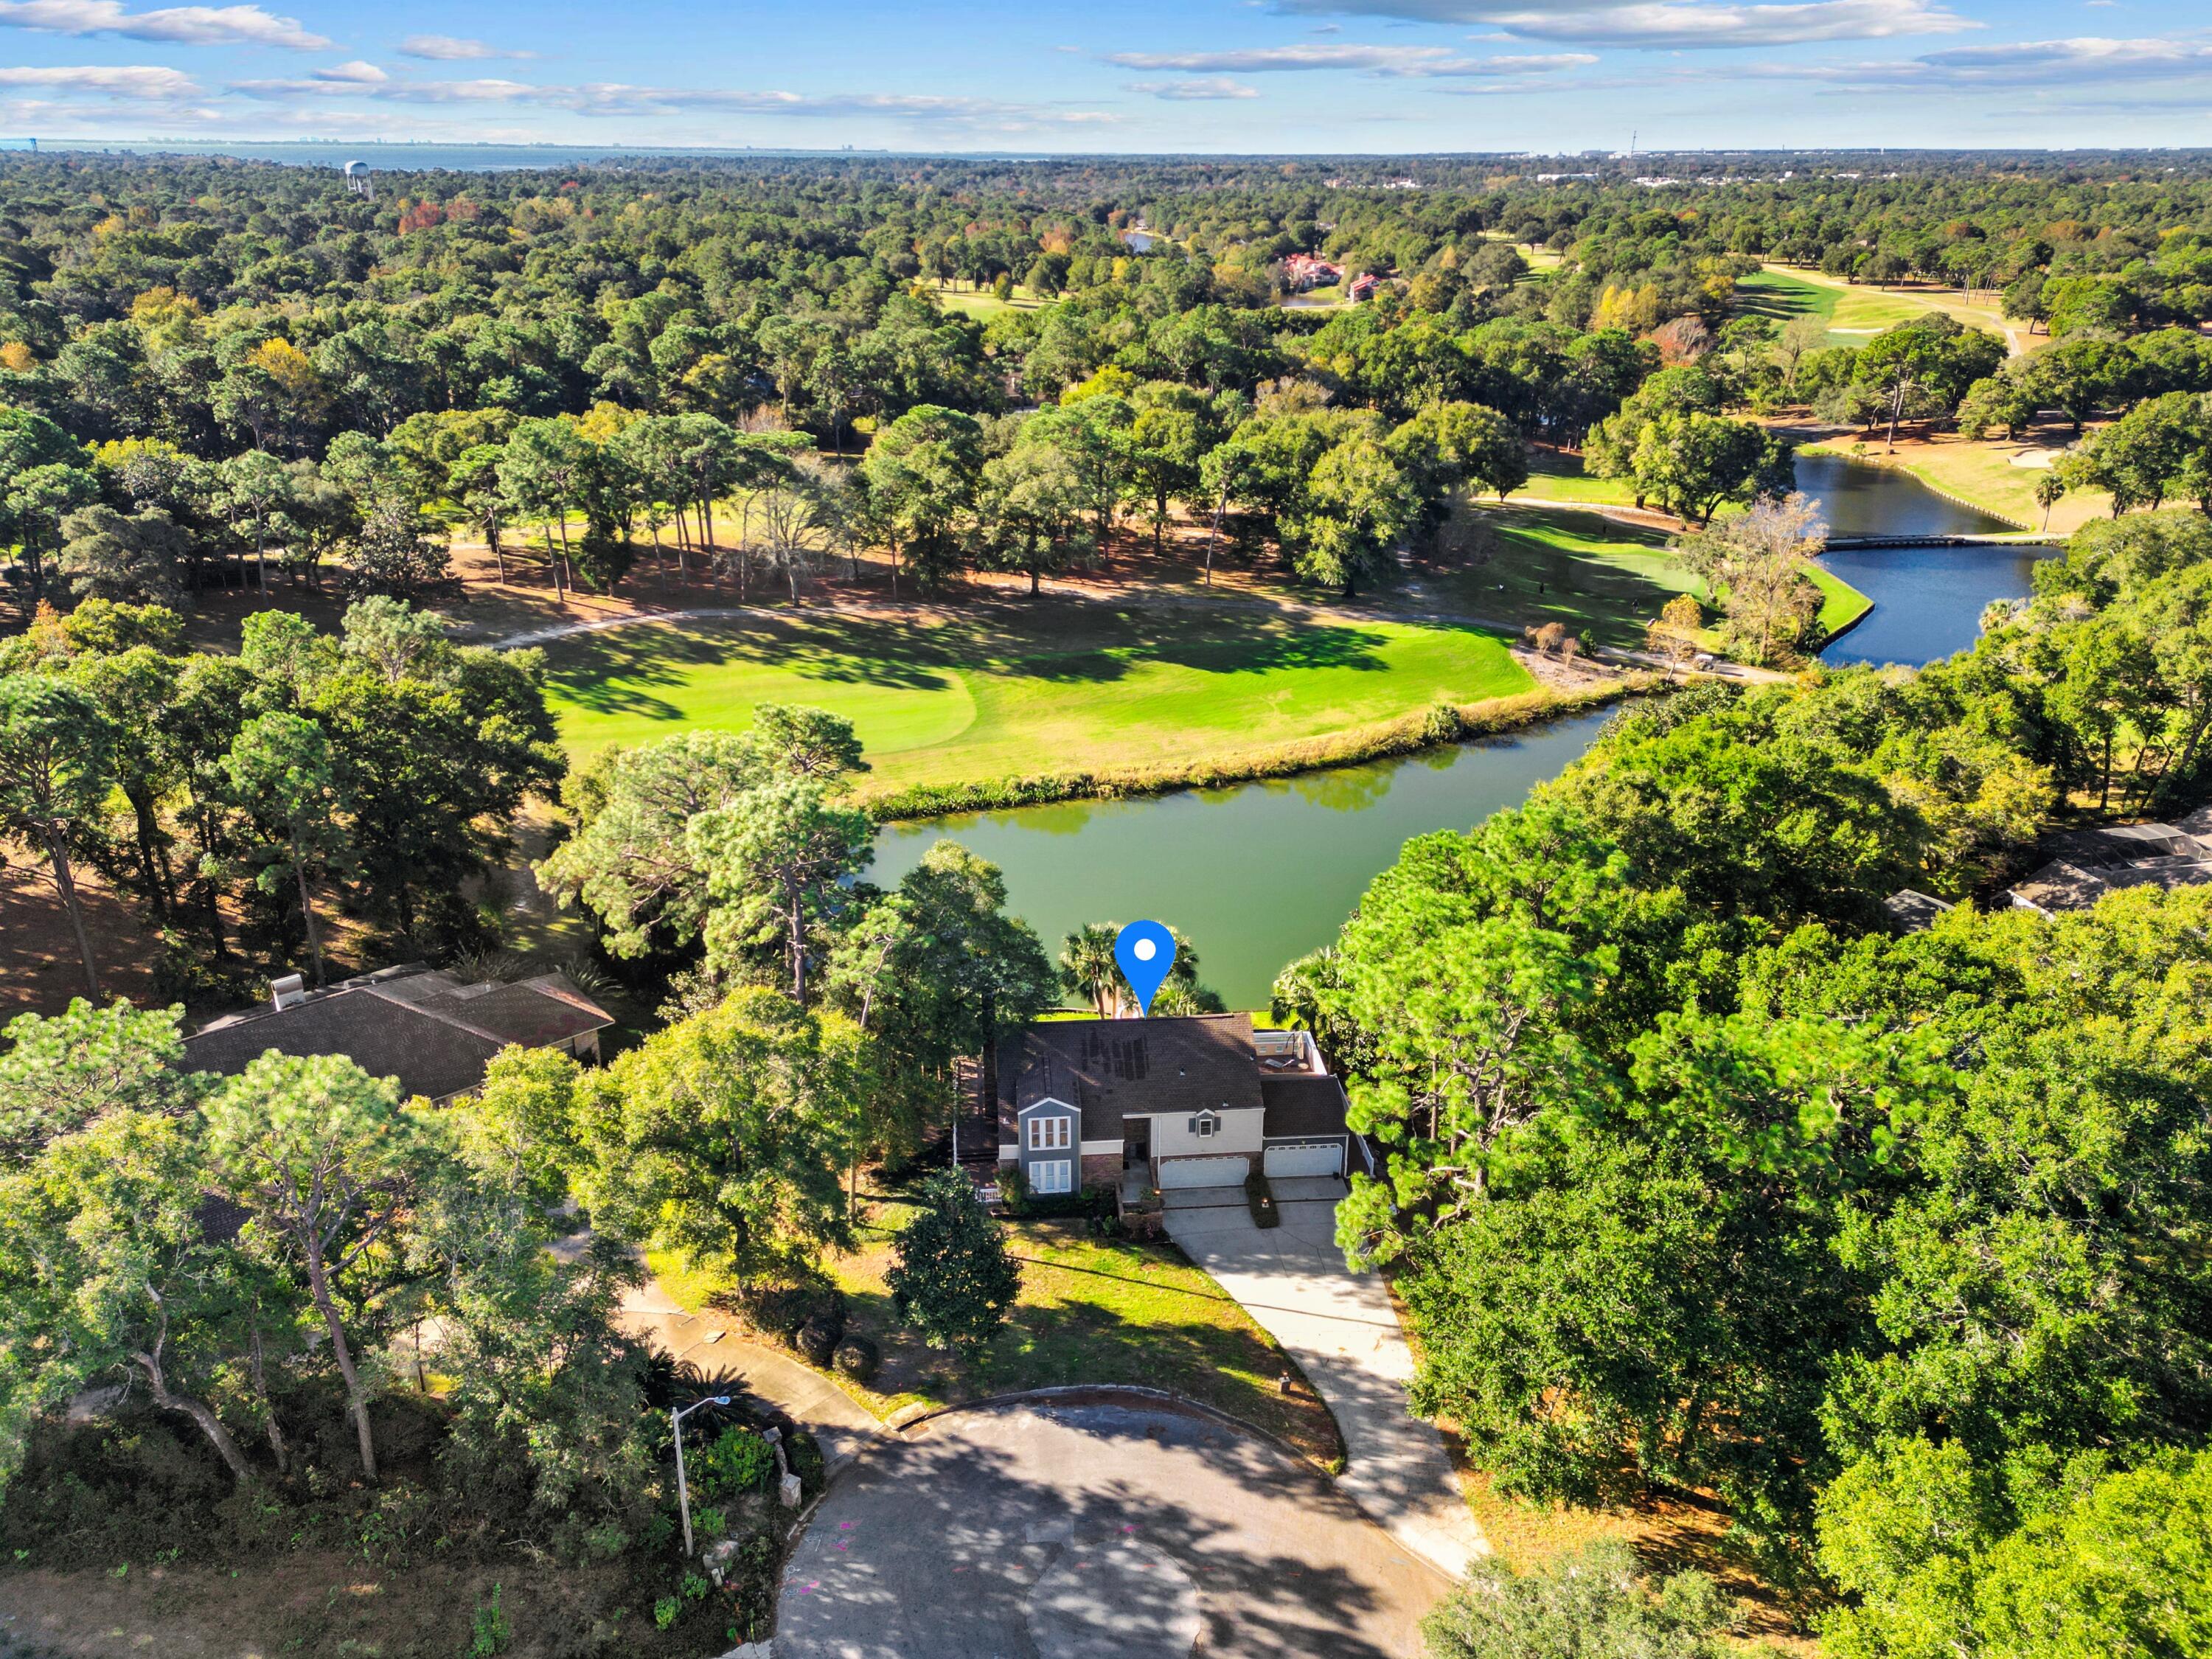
[
  {"left": 653, "top": 1595, "right": 680, "bottom": 1630},
  {"left": 797, "top": 1315, "right": 841, "bottom": 1368},
  {"left": 692, "top": 1427, "right": 774, "bottom": 1500},
  {"left": 466, "top": 1584, "right": 509, "bottom": 1658},
  {"left": 832, "top": 1335, "right": 881, "bottom": 1382},
  {"left": 1422, "top": 1540, "right": 1733, "bottom": 1659},
  {"left": 1244, "top": 1169, "right": 1282, "bottom": 1230},
  {"left": 739, "top": 1278, "right": 845, "bottom": 1343}
]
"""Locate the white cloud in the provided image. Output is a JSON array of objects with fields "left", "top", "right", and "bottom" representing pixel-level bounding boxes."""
[
  {"left": 397, "top": 32, "right": 532, "bottom": 60},
  {"left": 1269, "top": 0, "right": 1971, "bottom": 47},
  {"left": 218, "top": 72, "right": 1118, "bottom": 129},
  {"left": 1915, "top": 35, "right": 2212, "bottom": 81},
  {"left": 0, "top": 0, "right": 326, "bottom": 47},
  {"left": 1126, "top": 76, "right": 1262, "bottom": 98},
  {"left": 1099, "top": 42, "right": 1593, "bottom": 74},
  {"left": 1726, "top": 35, "right": 2212, "bottom": 89},
  {"left": 229, "top": 71, "right": 535, "bottom": 100},
  {"left": 0, "top": 62, "right": 198, "bottom": 94}
]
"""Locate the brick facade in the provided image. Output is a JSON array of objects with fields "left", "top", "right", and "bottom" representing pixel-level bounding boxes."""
[{"left": 1081, "top": 1152, "right": 1121, "bottom": 1189}]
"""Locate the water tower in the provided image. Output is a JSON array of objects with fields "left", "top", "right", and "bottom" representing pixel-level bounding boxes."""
[{"left": 342, "top": 159, "right": 374, "bottom": 200}]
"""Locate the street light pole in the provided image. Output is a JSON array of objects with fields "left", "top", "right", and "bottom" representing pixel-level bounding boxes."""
[{"left": 672, "top": 1395, "right": 732, "bottom": 1557}]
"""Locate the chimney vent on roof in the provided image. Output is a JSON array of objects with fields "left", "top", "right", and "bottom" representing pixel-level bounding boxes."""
[{"left": 270, "top": 973, "right": 307, "bottom": 1011}]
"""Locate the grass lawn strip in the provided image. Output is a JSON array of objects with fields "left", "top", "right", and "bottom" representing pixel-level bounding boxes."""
[
  {"left": 1520, "top": 450, "right": 1645, "bottom": 508},
  {"left": 1805, "top": 560, "right": 1874, "bottom": 637},
  {"left": 542, "top": 599, "right": 1534, "bottom": 793}
]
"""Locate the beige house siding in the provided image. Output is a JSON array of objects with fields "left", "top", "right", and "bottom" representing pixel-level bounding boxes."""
[{"left": 1144, "top": 1106, "right": 1265, "bottom": 1159}]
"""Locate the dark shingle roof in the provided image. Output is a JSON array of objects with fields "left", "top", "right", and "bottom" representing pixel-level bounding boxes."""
[
  {"left": 999, "top": 1014, "right": 1262, "bottom": 1142},
  {"left": 182, "top": 967, "right": 612, "bottom": 1101},
  {"left": 2006, "top": 860, "right": 2112, "bottom": 917},
  {"left": 1882, "top": 888, "right": 1953, "bottom": 933},
  {"left": 2048, "top": 822, "right": 2205, "bottom": 868},
  {"left": 1260, "top": 1075, "right": 1350, "bottom": 1139},
  {"left": 2102, "top": 858, "right": 2212, "bottom": 895}
]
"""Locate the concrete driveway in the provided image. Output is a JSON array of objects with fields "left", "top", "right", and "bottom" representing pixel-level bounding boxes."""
[
  {"left": 775, "top": 1396, "right": 1450, "bottom": 1659},
  {"left": 1164, "top": 1178, "right": 1486, "bottom": 1578}
]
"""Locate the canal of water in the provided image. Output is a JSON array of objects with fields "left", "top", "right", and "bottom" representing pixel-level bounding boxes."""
[{"left": 868, "top": 455, "right": 2054, "bottom": 1007}]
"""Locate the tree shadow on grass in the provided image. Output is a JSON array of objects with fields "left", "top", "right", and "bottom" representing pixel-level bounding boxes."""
[
  {"left": 540, "top": 597, "right": 1416, "bottom": 723},
  {"left": 1436, "top": 509, "right": 1695, "bottom": 651}
]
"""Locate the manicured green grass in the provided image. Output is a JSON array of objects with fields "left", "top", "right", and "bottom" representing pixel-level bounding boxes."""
[
  {"left": 1734, "top": 267, "right": 1840, "bottom": 333},
  {"left": 1477, "top": 231, "right": 1562, "bottom": 271},
  {"left": 1745, "top": 265, "right": 2014, "bottom": 349},
  {"left": 1806, "top": 559, "right": 1874, "bottom": 636},
  {"left": 1520, "top": 450, "right": 1644, "bottom": 507},
  {"left": 540, "top": 600, "right": 1533, "bottom": 794},
  {"left": 1440, "top": 501, "right": 1871, "bottom": 657},
  {"left": 1441, "top": 504, "right": 1709, "bottom": 650},
  {"left": 931, "top": 280, "right": 1051, "bottom": 318},
  {"left": 827, "top": 1208, "right": 1343, "bottom": 1464}
]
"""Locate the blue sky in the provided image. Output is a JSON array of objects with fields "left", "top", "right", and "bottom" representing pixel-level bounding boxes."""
[{"left": 0, "top": 0, "right": 2206, "bottom": 152}]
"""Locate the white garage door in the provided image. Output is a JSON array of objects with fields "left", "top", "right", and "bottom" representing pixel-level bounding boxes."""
[
  {"left": 1264, "top": 1141, "right": 1344, "bottom": 1179},
  {"left": 1158, "top": 1155, "right": 1250, "bottom": 1190}
]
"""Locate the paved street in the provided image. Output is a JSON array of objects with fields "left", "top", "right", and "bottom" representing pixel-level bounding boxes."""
[
  {"left": 775, "top": 1398, "right": 1451, "bottom": 1659},
  {"left": 1163, "top": 1178, "right": 1488, "bottom": 1577}
]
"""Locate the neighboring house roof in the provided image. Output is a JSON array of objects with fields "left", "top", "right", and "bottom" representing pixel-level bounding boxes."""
[
  {"left": 182, "top": 964, "right": 613, "bottom": 1101},
  {"left": 2048, "top": 821, "right": 2206, "bottom": 867},
  {"left": 1882, "top": 888, "right": 1953, "bottom": 933},
  {"left": 2101, "top": 857, "right": 2212, "bottom": 895},
  {"left": 1259, "top": 1074, "right": 1351, "bottom": 1139},
  {"left": 2006, "top": 848, "right": 2212, "bottom": 918},
  {"left": 999, "top": 1014, "right": 1264, "bottom": 1143},
  {"left": 2006, "top": 860, "right": 2113, "bottom": 917}
]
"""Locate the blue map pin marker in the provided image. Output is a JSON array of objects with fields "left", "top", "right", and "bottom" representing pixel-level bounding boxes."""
[{"left": 1114, "top": 920, "right": 1177, "bottom": 1016}]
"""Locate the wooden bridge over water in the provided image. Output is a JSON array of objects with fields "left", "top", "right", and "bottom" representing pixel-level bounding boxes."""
[{"left": 1823, "top": 533, "right": 2062, "bottom": 551}]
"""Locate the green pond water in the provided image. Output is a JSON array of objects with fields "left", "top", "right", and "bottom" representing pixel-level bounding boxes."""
[
  {"left": 867, "top": 456, "right": 2043, "bottom": 1010},
  {"left": 869, "top": 706, "right": 1621, "bottom": 1009}
]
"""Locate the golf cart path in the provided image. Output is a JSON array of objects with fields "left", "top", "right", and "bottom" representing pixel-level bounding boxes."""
[{"left": 1163, "top": 1180, "right": 1489, "bottom": 1579}]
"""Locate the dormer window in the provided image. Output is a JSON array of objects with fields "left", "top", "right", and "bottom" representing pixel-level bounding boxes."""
[{"left": 1189, "top": 1110, "right": 1220, "bottom": 1139}]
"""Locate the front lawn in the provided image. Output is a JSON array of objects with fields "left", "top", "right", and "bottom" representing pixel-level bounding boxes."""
[
  {"left": 540, "top": 599, "right": 1532, "bottom": 797},
  {"left": 824, "top": 1201, "right": 1343, "bottom": 1466}
]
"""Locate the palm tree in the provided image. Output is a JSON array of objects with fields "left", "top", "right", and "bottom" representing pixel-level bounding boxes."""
[{"left": 1060, "top": 923, "right": 1127, "bottom": 1018}]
